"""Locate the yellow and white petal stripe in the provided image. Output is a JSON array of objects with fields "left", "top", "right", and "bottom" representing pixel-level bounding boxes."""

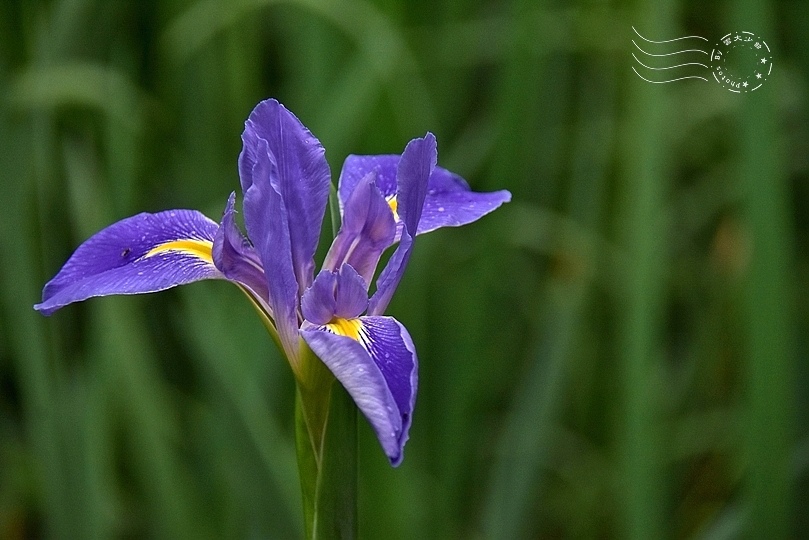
[
  {"left": 143, "top": 238, "right": 214, "bottom": 264},
  {"left": 325, "top": 317, "right": 366, "bottom": 342},
  {"left": 35, "top": 209, "right": 222, "bottom": 315},
  {"left": 386, "top": 195, "right": 400, "bottom": 222}
]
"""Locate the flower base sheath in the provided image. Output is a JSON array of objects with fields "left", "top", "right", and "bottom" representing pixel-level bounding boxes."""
[{"left": 35, "top": 98, "right": 511, "bottom": 466}]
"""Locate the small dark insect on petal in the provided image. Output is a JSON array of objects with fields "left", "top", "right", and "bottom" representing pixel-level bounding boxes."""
[{"left": 121, "top": 248, "right": 131, "bottom": 258}]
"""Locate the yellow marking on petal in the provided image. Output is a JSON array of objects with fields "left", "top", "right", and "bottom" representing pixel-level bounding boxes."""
[
  {"left": 386, "top": 195, "right": 399, "bottom": 221},
  {"left": 325, "top": 317, "right": 364, "bottom": 342},
  {"left": 144, "top": 239, "right": 214, "bottom": 264}
]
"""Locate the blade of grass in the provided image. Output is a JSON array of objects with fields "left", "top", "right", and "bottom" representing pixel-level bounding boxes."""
[
  {"left": 0, "top": 100, "right": 70, "bottom": 540},
  {"left": 616, "top": 3, "right": 677, "bottom": 538},
  {"left": 481, "top": 278, "right": 586, "bottom": 538},
  {"left": 731, "top": 1, "right": 794, "bottom": 537},
  {"left": 482, "top": 40, "right": 618, "bottom": 537},
  {"left": 62, "top": 136, "right": 205, "bottom": 538},
  {"left": 177, "top": 284, "right": 302, "bottom": 535}
]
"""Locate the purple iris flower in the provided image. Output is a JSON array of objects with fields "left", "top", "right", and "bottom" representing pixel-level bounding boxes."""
[{"left": 35, "top": 99, "right": 510, "bottom": 465}]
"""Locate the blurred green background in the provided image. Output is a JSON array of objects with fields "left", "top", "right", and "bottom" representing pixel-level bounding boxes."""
[{"left": 1, "top": 0, "right": 807, "bottom": 538}]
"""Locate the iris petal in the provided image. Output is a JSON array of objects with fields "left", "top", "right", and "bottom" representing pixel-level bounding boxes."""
[
  {"left": 367, "top": 134, "right": 436, "bottom": 316},
  {"left": 301, "top": 264, "right": 368, "bottom": 325},
  {"left": 242, "top": 136, "right": 301, "bottom": 362},
  {"left": 239, "top": 98, "right": 330, "bottom": 296},
  {"left": 239, "top": 99, "right": 331, "bottom": 365},
  {"left": 212, "top": 192, "right": 269, "bottom": 308},
  {"left": 301, "top": 315, "right": 417, "bottom": 466},
  {"left": 338, "top": 154, "right": 510, "bottom": 236},
  {"left": 35, "top": 209, "right": 220, "bottom": 315},
  {"left": 323, "top": 171, "right": 396, "bottom": 283},
  {"left": 301, "top": 269, "right": 337, "bottom": 326},
  {"left": 418, "top": 168, "right": 511, "bottom": 234},
  {"left": 367, "top": 230, "right": 412, "bottom": 316},
  {"left": 395, "top": 134, "right": 436, "bottom": 235},
  {"left": 334, "top": 264, "right": 368, "bottom": 320},
  {"left": 337, "top": 155, "right": 399, "bottom": 211}
]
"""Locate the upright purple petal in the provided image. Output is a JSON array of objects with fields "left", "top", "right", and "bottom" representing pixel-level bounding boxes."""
[
  {"left": 338, "top": 154, "right": 511, "bottom": 237},
  {"left": 238, "top": 98, "right": 331, "bottom": 296},
  {"left": 323, "top": 171, "right": 396, "bottom": 283},
  {"left": 367, "top": 135, "right": 436, "bottom": 315},
  {"left": 301, "top": 315, "right": 417, "bottom": 466},
  {"left": 301, "top": 264, "right": 368, "bottom": 325},
  {"left": 301, "top": 269, "right": 337, "bottom": 326},
  {"left": 35, "top": 210, "right": 220, "bottom": 316},
  {"left": 242, "top": 136, "right": 300, "bottom": 360},
  {"left": 337, "top": 155, "right": 399, "bottom": 211},
  {"left": 336, "top": 133, "right": 437, "bottom": 233},
  {"left": 367, "top": 230, "right": 413, "bottom": 316},
  {"left": 212, "top": 193, "right": 269, "bottom": 307},
  {"left": 419, "top": 168, "right": 511, "bottom": 234},
  {"left": 395, "top": 133, "right": 436, "bottom": 235},
  {"left": 334, "top": 264, "right": 369, "bottom": 320}
]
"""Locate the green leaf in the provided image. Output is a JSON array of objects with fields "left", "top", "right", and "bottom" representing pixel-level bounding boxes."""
[
  {"left": 295, "top": 388, "right": 320, "bottom": 540},
  {"left": 313, "top": 383, "right": 357, "bottom": 539},
  {"left": 329, "top": 180, "right": 341, "bottom": 237},
  {"left": 295, "top": 345, "right": 358, "bottom": 539}
]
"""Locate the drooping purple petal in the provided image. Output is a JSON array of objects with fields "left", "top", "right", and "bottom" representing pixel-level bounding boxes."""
[
  {"left": 418, "top": 168, "right": 511, "bottom": 234},
  {"left": 301, "top": 315, "right": 417, "bottom": 466},
  {"left": 242, "top": 136, "right": 300, "bottom": 361},
  {"left": 35, "top": 210, "right": 220, "bottom": 316},
  {"left": 323, "top": 171, "right": 396, "bottom": 283},
  {"left": 238, "top": 98, "right": 331, "bottom": 296},
  {"left": 301, "top": 269, "right": 337, "bottom": 326},
  {"left": 334, "top": 264, "right": 369, "bottom": 320},
  {"left": 212, "top": 193, "right": 269, "bottom": 307}
]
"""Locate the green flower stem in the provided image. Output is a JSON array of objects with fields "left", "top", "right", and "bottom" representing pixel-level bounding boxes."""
[
  {"left": 294, "top": 182, "right": 356, "bottom": 538},
  {"left": 295, "top": 344, "right": 358, "bottom": 539},
  {"left": 313, "top": 382, "right": 358, "bottom": 538}
]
